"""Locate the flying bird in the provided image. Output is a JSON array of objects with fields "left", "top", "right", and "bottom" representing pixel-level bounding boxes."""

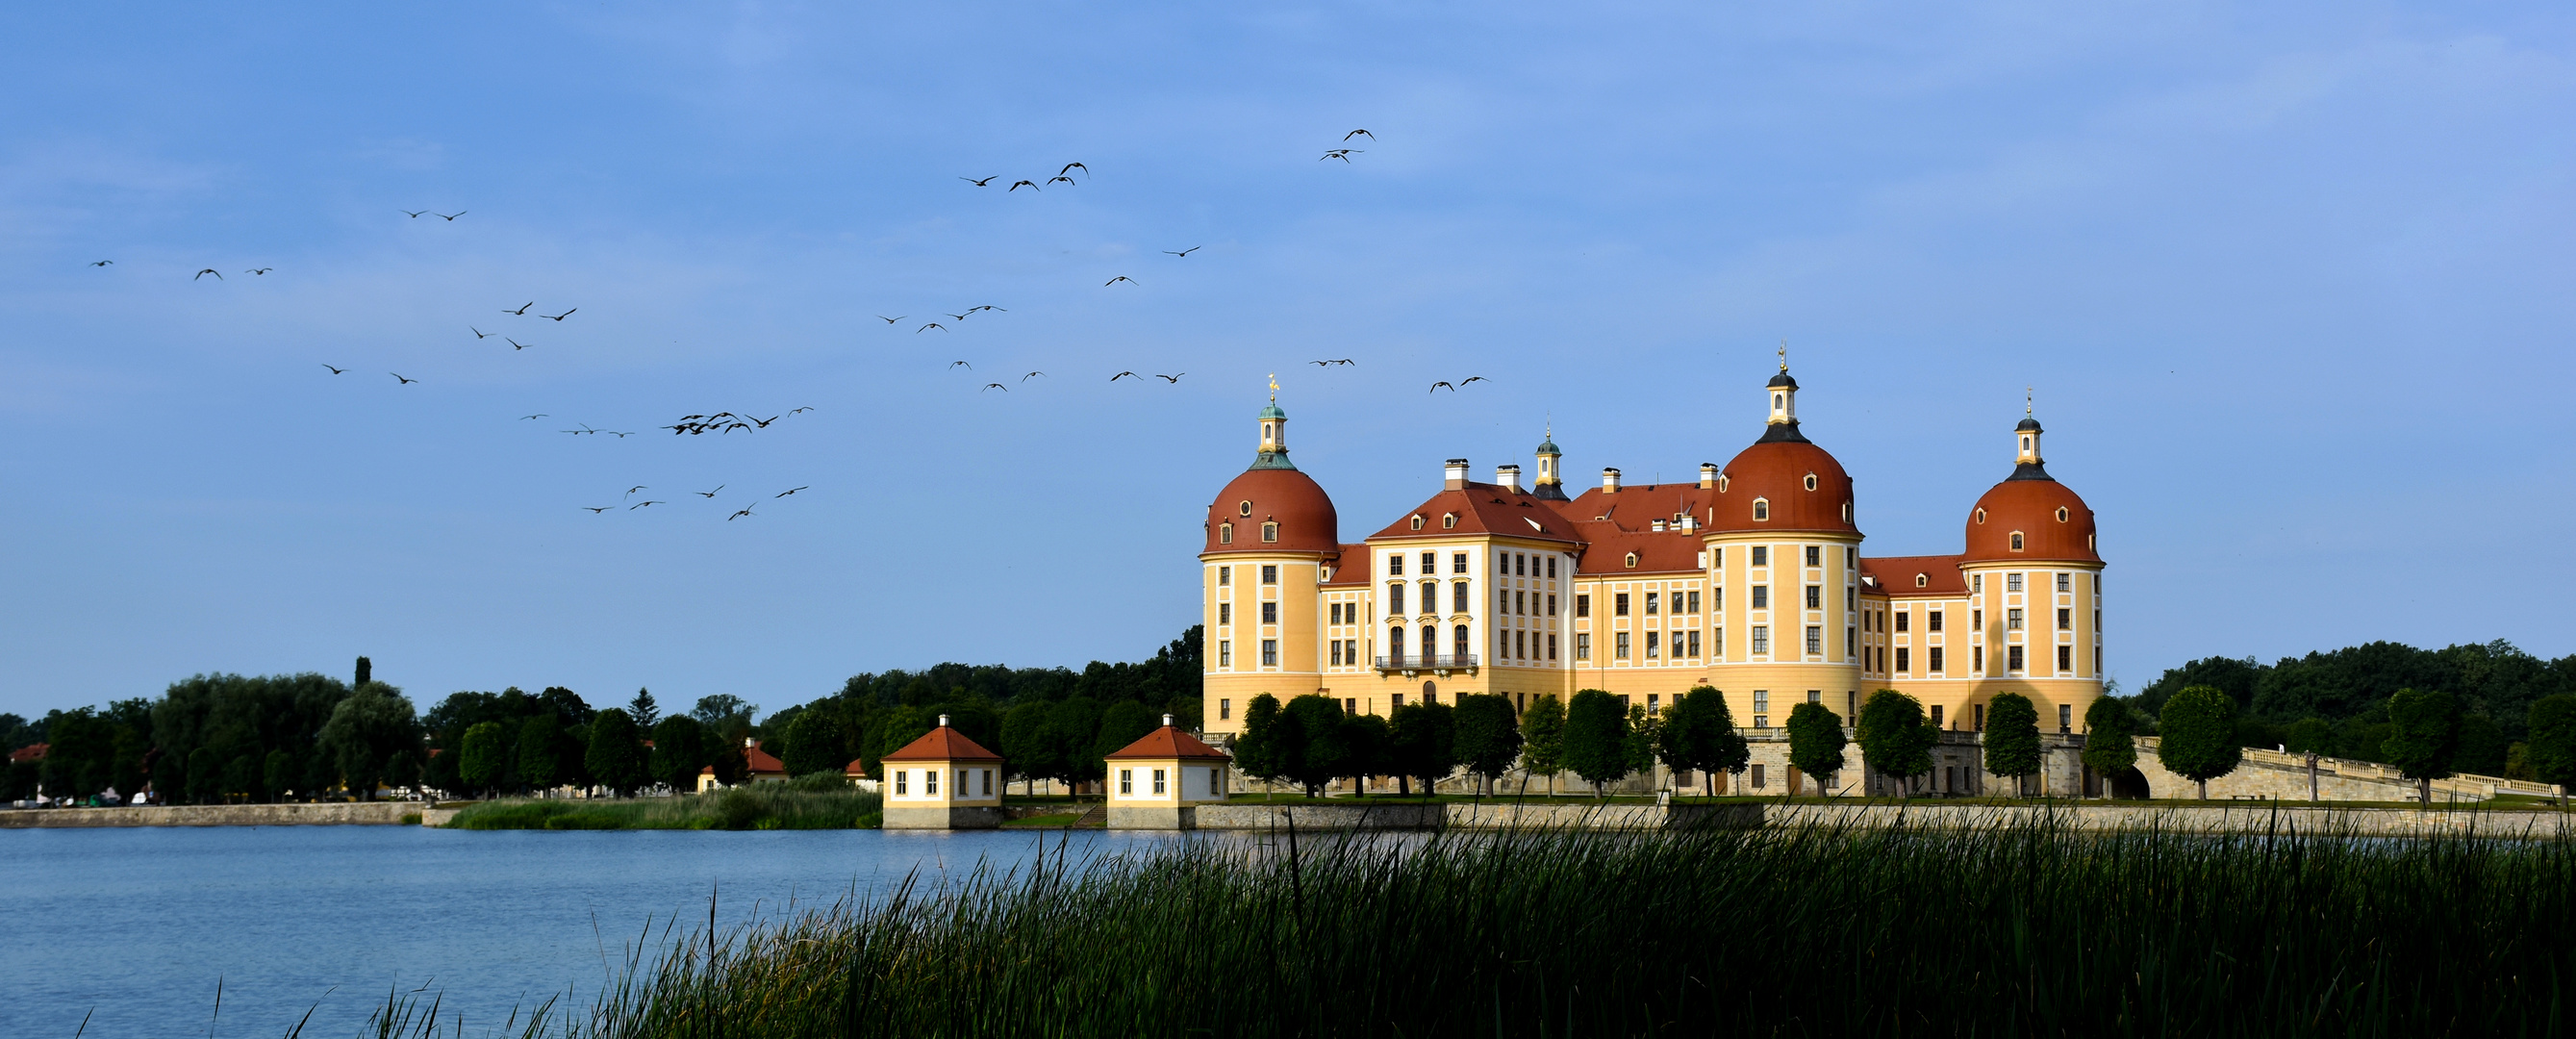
[
  {"left": 194, "top": 268, "right": 221, "bottom": 280},
  {"left": 981, "top": 383, "right": 1007, "bottom": 392},
  {"left": 1321, "top": 149, "right": 1361, "bottom": 162},
  {"left": 960, "top": 175, "right": 998, "bottom": 186},
  {"left": 876, "top": 315, "right": 905, "bottom": 324},
  {"left": 727, "top": 507, "right": 754, "bottom": 520},
  {"left": 391, "top": 372, "right": 418, "bottom": 384},
  {"left": 605, "top": 430, "right": 636, "bottom": 438},
  {"left": 775, "top": 486, "right": 808, "bottom": 497},
  {"left": 561, "top": 424, "right": 597, "bottom": 435},
  {"left": 89, "top": 260, "right": 113, "bottom": 267},
  {"left": 695, "top": 486, "right": 724, "bottom": 498},
  {"left": 1162, "top": 246, "right": 1200, "bottom": 257},
  {"left": 947, "top": 313, "right": 972, "bottom": 321},
  {"left": 1428, "top": 381, "right": 1454, "bottom": 393},
  {"left": 1046, "top": 176, "right": 1076, "bottom": 187},
  {"left": 1110, "top": 371, "right": 1139, "bottom": 381},
  {"left": 1459, "top": 376, "right": 1489, "bottom": 386},
  {"left": 789, "top": 406, "right": 815, "bottom": 414},
  {"left": 540, "top": 309, "right": 576, "bottom": 321},
  {"left": 748, "top": 415, "right": 780, "bottom": 428},
  {"left": 504, "top": 302, "right": 534, "bottom": 315},
  {"left": 1154, "top": 373, "right": 1184, "bottom": 383},
  {"left": 918, "top": 322, "right": 947, "bottom": 333},
  {"left": 1309, "top": 358, "right": 1356, "bottom": 367},
  {"left": 402, "top": 210, "right": 426, "bottom": 217},
  {"left": 629, "top": 500, "right": 663, "bottom": 510},
  {"left": 470, "top": 327, "right": 492, "bottom": 339},
  {"left": 245, "top": 267, "right": 272, "bottom": 275},
  {"left": 1059, "top": 162, "right": 1089, "bottom": 177},
  {"left": 1008, "top": 180, "right": 1040, "bottom": 191},
  {"left": 320, "top": 364, "right": 347, "bottom": 374},
  {"left": 519, "top": 414, "right": 547, "bottom": 420},
  {"left": 436, "top": 212, "right": 465, "bottom": 220},
  {"left": 507, "top": 338, "right": 533, "bottom": 351},
  {"left": 1344, "top": 129, "right": 1375, "bottom": 140},
  {"left": 1104, "top": 275, "right": 1137, "bottom": 286},
  {"left": 967, "top": 305, "right": 1004, "bottom": 313},
  {"left": 1023, "top": 370, "right": 1045, "bottom": 381},
  {"left": 583, "top": 506, "right": 611, "bottom": 514},
  {"left": 947, "top": 360, "right": 972, "bottom": 369},
  {"left": 626, "top": 485, "right": 648, "bottom": 496}
]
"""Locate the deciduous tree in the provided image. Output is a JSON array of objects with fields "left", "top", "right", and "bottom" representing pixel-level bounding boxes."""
[
  {"left": 586, "top": 708, "right": 647, "bottom": 796},
  {"left": 1519, "top": 694, "right": 1567, "bottom": 795},
  {"left": 2082, "top": 697, "right": 2137, "bottom": 793},
  {"left": 1387, "top": 700, "right": 1457, "bottom": 797},
  {"left": 1281, "top": 694, "right": 1350, "bottom": 798},
  {"left": 317, "top": 683, "right": 419, "bottom": 801},
  {"left": 1450, "top": 694, "right": 1524, "bottom": 798},
  {"left": 1784, "top": 701, "right": 1846, "bottom": 793},
  {"left": 1232, "top": 694, "right": 1288, "bottom": 799},
  {"left": 2382, "top": 687, "right": 2461, "bottom": 806},
  {"left": 1983, "top": 692, "right": 2043, "bottom": 795},
  {"left": 1856, "top": 690, "right": 1937, "bottom": 797},
  {"left": 1559, "top": 690, "right": 1630, "bottom": 796},
  {"left": 2526, "top": 695, "right": 2576, "bottom": 808},
  {"left": 649, "top": 717, "right": 710, "bottom": 793},
  {"left": 2158, "top": 685, "right": 2243, "bottom": 799},
  {"left": 1660, "top": 687, "right": 1751, "bottom": 797}
]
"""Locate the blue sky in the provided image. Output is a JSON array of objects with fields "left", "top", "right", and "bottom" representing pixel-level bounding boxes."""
[{"left": 3, "top": 3, "right": 2570, "bottom": 720}]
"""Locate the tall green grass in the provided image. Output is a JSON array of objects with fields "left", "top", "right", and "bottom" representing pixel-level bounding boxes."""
[{"left": 443, "top": 786, "right": 880, "bottom": 830}]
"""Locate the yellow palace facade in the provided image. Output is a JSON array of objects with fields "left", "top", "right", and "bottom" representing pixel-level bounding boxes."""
[{"left": 1199, "top": 364, "right": 2108, "bottom": 744}]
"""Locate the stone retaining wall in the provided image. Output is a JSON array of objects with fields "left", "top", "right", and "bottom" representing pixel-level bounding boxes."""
[
  {"left": 0, "top": 801, "right": 420, "bottom": 828},
  {"left": 1187, "top": 799, "right": 2572, "bottom": 836}
]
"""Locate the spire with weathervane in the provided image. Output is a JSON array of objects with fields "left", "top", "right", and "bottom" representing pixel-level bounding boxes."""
[
  {"left": 2009, "top": 386, "right": 2050, "bottom": 480},
  {"left": 1759, "top": 340, "right": 1809, "bottom": 443},
  {"left": 1250, "top": 373, "right": 1296, "bottom": 470},
  {"left": 1531, "top": 419, "right": 1568, "bottom": 500}
]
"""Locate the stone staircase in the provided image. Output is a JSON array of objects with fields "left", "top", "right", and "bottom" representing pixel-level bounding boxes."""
[{"left": 1073, "top": 804, "right": 1107, "bottom": 827}]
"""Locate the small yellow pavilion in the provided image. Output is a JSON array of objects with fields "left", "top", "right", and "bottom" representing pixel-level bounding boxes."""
[
  {"left": 1104, "top": 715, "right": 1232, "bottom": 829},
  {"left": 879, "top": 716, "right": 1005, "bottom": 829}
]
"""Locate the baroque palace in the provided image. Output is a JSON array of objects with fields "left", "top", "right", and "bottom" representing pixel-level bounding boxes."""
[{"left": 1199, "top": 361, "right": 2107, "bottom": 749}]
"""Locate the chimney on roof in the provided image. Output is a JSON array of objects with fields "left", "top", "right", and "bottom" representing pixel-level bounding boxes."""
[
  {"left": 1602, "top": 468, "right": 1622, "bottom": 494},
  {"left": 1699, "top": 463, "right": 1718, "bottom": 489},
  {"left": 1444, "top": 458, "right": 1469, "bottom": 491},
  {"left": 1163, "top": 714, "right": 1174, "bottom": 727},
  {"left": 1496, "top": 464, "right": 1522, "bottom": 493},
  {"left": 938, "top": 714, "right": 949, "bottom": 727},
  {"left": 745, "top": 737, "right": 755, "bottom": 748},
  {"left": 1652, "top": 520, "right": 1666, "bottom": 532}
]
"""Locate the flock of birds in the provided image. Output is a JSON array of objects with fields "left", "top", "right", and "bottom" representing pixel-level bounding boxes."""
[{"left": 82, "top": 126, "right": 1493, "bottom": 519}]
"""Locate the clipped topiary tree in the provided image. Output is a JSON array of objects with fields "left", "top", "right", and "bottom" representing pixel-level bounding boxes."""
[
  {"left": 1387, "top": 700, "right": 1457, "bottom": 798},
  {"left": 2382, "top": 687, "right": 2461, "bottom": 807},
  {"left": 1660, "top": 686, "right": 1750, "bottom": 797},
  {"left": 1232, "top": 693, "right": 1288, "bottom": 800},
  {"left": 2526, "top": 694, "right": 2576, "bottom": 809},
  {"left": 1856, "top": 690, "right": 1936, "bottom": 797},
  {"left": 1519, "top": 694, "right": 1567, "bottom": 795},
  {"left": 1560, "top": 690, "right": 1631, "bottom": 797},
  {"left": 2081, "top": 696, "right": 2137, "bottom": 797},
  {"left": 1450, "top": 694, "right": 1525, "bottom": 798},
  {"left": 1983, "top": 692, "right": 2044, "bottom": 796},
  {"left": 459, "top": 722, "right": 507, "bottom": 798},
  {"left": 1281, "top": 694, "right": 1350, "bottom": 798},
  {"left": 2157, "top": 685, "right": 2242, "bottom": 800},
  {"left": 1784, "top": 701, "right": 1846, "bottom": 795}
]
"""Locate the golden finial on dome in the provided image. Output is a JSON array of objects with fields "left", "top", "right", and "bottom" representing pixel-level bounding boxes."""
[
  {"left": 1778, "top": 340, "right": 1788, "bottom": 372},
  {"left": 2026, "top": 386, "right": 2033, "bottom": 417},
  {"left": 1269, "top": 373, "right": 1277, "bottom": 402}
]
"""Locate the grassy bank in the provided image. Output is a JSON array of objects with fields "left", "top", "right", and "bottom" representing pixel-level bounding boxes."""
[
  {"left": 442, "top": 786, "right": 881, "bottom": 830},
  {"left": 394, "top": 815, "right": 2569, "bottom": 1038}
]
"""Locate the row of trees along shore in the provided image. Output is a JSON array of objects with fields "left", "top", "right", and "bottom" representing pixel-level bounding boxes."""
[{"left": 1, "top": 628, "right": 1202, "bottom": 804}]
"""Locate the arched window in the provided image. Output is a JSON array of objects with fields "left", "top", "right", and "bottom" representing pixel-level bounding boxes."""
[
  {"left": 1387, "top": 583, "right": 1406, "bottom": 615},
  {"left": 1410, "top": 515, "right": 1427, "bottom": 530},
  {"left": 1238, "top": 500, "right": 1252, "bottom": 517},
  {"left": 1219, "top": 522, "right": 1233, "bottom": 544},
  {"left": 1915, "top": 573, "right": 1929, "bottom": 589},
  {"left": 1753, "top": 497, "right": 1770, "bottom": 521},
  {"left": 2009, "top": 532, "right": 2025, "bottom": 551},
  {"left": 1442, "top": 513, "right": 1457, "bottom": 529},
  {"left": 1388, "top": 625, "right": 1406, "bottom": 657},
  {"left": 1453, "top": 625, "right": 1470, "bottom": 658},
  {"left": 1842, "top": 501, "right": 1852, "bottom": 522},
  {"left": 1717, "top": 474, "right": 1729, "bottom": 493},
  {"left": 1261, "top": 521, "right": 1278, "bottom": 543},
  {"left": 1804, "top": 473, "right": 1818, "bottom": 492},
  {"left": 2055, "top": 506, "right": 2069, "bottom": 522},
  {"left": 1625, "top": 552, "right": 1639, "bottom": 569},
  {"left": 1975, "top": 508, "right": 1987, "bottom": 523}
]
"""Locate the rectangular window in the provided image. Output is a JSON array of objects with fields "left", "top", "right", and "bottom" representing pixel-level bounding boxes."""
[
  {"left": 1974, "top": 646, "right": 1984, "bottom": 672},
  {"left": 1751, "top": 626, "right": 1770, "bottom": 654},
  {"left": 1219, "top": 641, "right": 1231, "bottom": 667},
  {"left": 1152, "top": 769, "right": 1167, "bottom": 795},
  {"left": 1260, "top": 565, "right": 1277, "bottom": 584},
  {"left": 1219, "top": 603, "right": 1231, "bottom": 624},
  {"left": 1931, "top": 705, "right": 1944, "bottom": 728},
  {"left": 1329, "top": 641, "right": 1342, "bottom": 666},
  {"left": 1513, "top": 591, "right": 1524, "bottom": 615},
  {"left": 1328, "top": 602, "right": 1341, "bottom": 624},
  {"left": 1261, "top": 640, "right": 1278, "bottom": 667},
  {"left": 1548, "top": 594, "right": 1556, "bottom": 615},
  {"left": 895, "top": 771, "right": 908, "bottom": 796},
  {"left": 1805, "top": 585, "right": 1821, "bottom": 609},
  {"left": 2007, "top": 572, "right": 2023, "bottom": 592},
  {"left": 1928, "top": 610, "right": 1944, "bottom": 632},
  {"left": 2008, "top": 608, "right": 2024, "bottom": 630},
  {"left": 1896, "top": 647, "right": 1910, "bottom": 672},
  {"left": 2008, "top": 645, "right": 2024, "bottom": 672},
  {"left": 1389, "top": 554, "right": 1404, "bottom": 575},
  {"left": 1895, "top": 610, "right": 1909, "bottom": 632},
  {"left": 1616, "top": 632, "right": 1631, "bottom": 659},
  {"left": 1346, "top": 639, "right": 1357, "bottom": 665},
  {"left": 2056, "top": 572, "right": 2070, "bottom": 593},
  {"left": 1754, "top": 689, "right": 1770, "bottom": 713},
  {"left": 1712, "top": 588, "right": 1723, "bottom": 611},
  {"left": 1752, "top": 585, "right": 1769, "bottom": 609},
  {"left": 1219, "top": 566, "right": 1231, "bottom": 585},
  {"left": 1929, "top": 646, "right": 1943, "bottom": 673},
  {"left": 1220, "top": 698, "right": 1232, "bottom": 721},
  {"left": 1261, "top": 601, "right": 1277, "bottom": 624},
  {"left": 1647, "top": 693, "right": 1661, "bottom": 714},
  {"left": 1975, "top": 703, "right": 1985, "bottom": 731},
  {"left": 1549, "top": 633, "right": 1558, "bottom": 660},
  {"left": 1752, "top": 545, "right": 1768, "bottom": 567},
  {"left": 1421, "top": 551, "right": 1436, "bottom": 573},
  {"left": 926, "top": 770, "right": 939, "bottom": 796},
  {"left": 1389, "top": 584, "right": 1405, "bottom": 615},
  {"left": 1119, "top": 769, "right": 1133, "bottom": 796},
  {"left": 1576, "top": 633, "right": 1591, "bottom": 660},
  {"left": 1454, "top": 552, "right": 1469, "bottom": 574},
  {"left": 2059, "top": 704, "right": 2072, "bottom": 732},
  {"left": 1974, "top": 609, "right": 1983, "bottom": 629},
  {"left": 1388, "top": 627, "right": 1405, "bottom": 657},
  {"left": 1576, "top": 594, "right": 1591, "bottom": 618},
  {"left": 1645, "top": 631, "right": 1659, "bottom": 658},
  {"left": 1972, "top": 574, "right": 1983, "bottom": 593},
  {"left": 1713, "top": 626, "right": 1724, "bottom": 657},
  {"left": 1547, "top": 557, "right": 1557, "bottom": 578},
  {"left": 1806, "top": 545, "right": 1821, "bottom": 567},
  {"left": 2058, "top": 608, "right": 2071, "bottom": 631},
  {"left": 983, "top": 770, "right": 993, "bottom": 797},
  {"left": 1688, "top": 630, "right": 1701, "bottom": 657},
  {"left": 1805, "top": 625, "right": 1822, "bottom": 654},
  {"left": 2058, "top": 645, "right": 2072, "bottom": 672},
  {"left": 1615, "top": 594, "right": 1630, "bottom": 616},
  {"left": 1752, "top": 764, "right": 1766, "bottom": 788},
  {"left": 1847, "top": 588, "right": 1856, "bottom": 612},
  {"left": 1687, "top": 591, "right": 1700, "bottom": 614},
  {"left": 1645, "top": 592, "right": 1659, "bottom": 615}
]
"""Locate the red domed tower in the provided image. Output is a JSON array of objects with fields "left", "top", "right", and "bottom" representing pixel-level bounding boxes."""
[
  {"left": 1200, "top": 396, "right": 1339, "bottom": 738},
  {"left": 1957, "top": 401, "right": 2105, "bottom": 734}
]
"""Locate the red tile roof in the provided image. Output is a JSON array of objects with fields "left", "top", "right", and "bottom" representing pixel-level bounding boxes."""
[
  {"left": 744, "top": 740, "right": 787, "bottom": 775},
  {"left": 879, "top": 724, "right": 1003, "bottom": 763},
  {"left": 1860, "top": 554, "right": 1968, "bottom": 596},
  {"left": 1105, "top": 725, "right": 1231, "bottom": 761},
  {"left": 1322, "top": 544, "right": 1372, "bottom": 586},
  {"left": 843, "top": 757, "right": 871, "bottom": 777},
  {"left": 1205, "top": 468, "right": 1340, "bottom": 556},
  {"left": 8, "top": 743, "right": 46, "bottom": 764},
  {"left": 1366, "top": 482, "right": 1584, "bottom": 544},
  {"left": 1964, "top": 478, "right": 2100, "bottom": 565}
]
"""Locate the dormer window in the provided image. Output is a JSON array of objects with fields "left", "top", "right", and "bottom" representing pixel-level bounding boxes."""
[
  {"left": 2055, "top": 507, "right": 2069, "bottom": 522},
  {"left": 1803, "top": 473, "right": 1818, "bottom": 492},
  {"left": 1975, "top": 508, "right": 1987, "bottom": 523},
  {"left": 1717, "top": 474, "right": 1729, "bottom": 493},
  {"left": 1239, "top": 500, "right": 1252, "bottom": 517},
  {"left": 1442, "top": 513, "right": 1458, "bottom": 529},
  {"left": 1842, "top": 502, "right": 1852, "bottom": 522},
  {"left": 1915, "top": 573, "right": 1928, "bottom": 589},
  {"left": 1753, "top": 497, "right": 1770, "bottom": 521},
  {"left": 2009, "top": 532, "right": 2025, "bottom": 551},
  {"left": 1219, "top": 522, "right": 1234, "bottom": 544},
  {"left": 1625, "top": 552, "right": 1639, "bottom": 569},
  {"left": 1262, "top": 521, "right": 1279, "bottom": 543},
  {"left": 1410, "top": 515, "right": 1427, "bottom": 531}
]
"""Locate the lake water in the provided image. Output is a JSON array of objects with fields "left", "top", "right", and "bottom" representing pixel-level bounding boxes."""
[{"left": 0, "top": 824, "right": 1183, "bottom": 1039}]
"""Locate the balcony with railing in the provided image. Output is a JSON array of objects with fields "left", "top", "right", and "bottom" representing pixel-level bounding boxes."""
[{"left": 1375, "top": 653, "right": 1478, "bottom": 673}]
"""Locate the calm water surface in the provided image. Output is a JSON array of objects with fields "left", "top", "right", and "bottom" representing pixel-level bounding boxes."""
[{"left": 0, "top": 824, "right": 1180, "bottom": 1039}]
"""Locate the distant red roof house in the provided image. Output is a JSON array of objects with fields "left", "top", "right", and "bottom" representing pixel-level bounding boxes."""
[
  {"left": 9, "top": 744, "right": 46, "bottom": 764},
  {"left": 843, "top": 757, "right": 872, "bottom": 778},
  {"left": 744, "top": 739, "right": 788, "bottom": 779},
  {"left": 1105, "top": 724, "right": 1230, "bottom": 762},
  {"left": 880, "top": 722, "right": 1002, "bottom": 763}
]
